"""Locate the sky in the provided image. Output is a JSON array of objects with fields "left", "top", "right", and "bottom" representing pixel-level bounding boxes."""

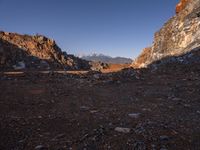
[{"left": 0, "top": 0, "right": 179, "bottom": 59}]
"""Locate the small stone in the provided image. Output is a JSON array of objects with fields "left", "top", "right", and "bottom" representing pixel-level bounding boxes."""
[
  {"left": 142, "top": 108, "right": 151, "bottom": 111},
  {"left": 35, "top": 145, "right": 47, "bottom": 150},
  {"left": 160, "top": 135, "right": 169, "bottom": 141},
  {"left": 108, "top": 123, "right": 113, "bottom": 126},
  {"left": 117, "top": 81, "right": 121, "bottom": 84},
  {"left": 38, "top": 116, "right": 42, "bottom": 119},
  {"left": 115, "top": 127, "right": 131, "bottom": 133},
  {"left": 183, "top": 104, "right": 190, "bottom": 107},
  {"left": 93, "top": 74, "right": 100, "bottom": 79},
  {"left": 18, "top": 139, "right": 25, "bottom": 143},
  {"left": 13, "top": 61, "right": 26, "bottom": 70},
  {"left": 128, "top": 113, "right": 141, "bottom": 119},
  {"left": 80, "top": 106, "right": 90, "bottom": 111},
  {"left": 90, "top": 110, "right": 98, "bottom": 113},
  {"left": 171, "top": 97, "right": 181, "bottom": 101}
]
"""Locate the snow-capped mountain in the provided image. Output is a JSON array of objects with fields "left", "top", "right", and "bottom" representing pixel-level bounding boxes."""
[{"left": 78, "top": 53, "right": 132, "bottom": 64}]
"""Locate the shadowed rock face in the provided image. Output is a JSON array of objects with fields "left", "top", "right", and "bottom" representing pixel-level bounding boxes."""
[
  {"left": 132, "top": 0, "right": 200, "bottom": 68},
  {"left": 0, "top": 32, "right": 91, "bottom": 70}
]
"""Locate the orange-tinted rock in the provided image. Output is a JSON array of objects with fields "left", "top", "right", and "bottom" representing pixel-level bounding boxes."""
[
  {"left": 0, "top": 31, "right": 91, "bottom": 70},
  {"left": 132, "top": 47, "right": 152, "bottom": 68},
  {"left": 176, "top": 0, "right": 191, "bottom": 14}
]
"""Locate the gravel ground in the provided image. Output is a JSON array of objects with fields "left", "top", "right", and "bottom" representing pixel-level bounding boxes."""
[{"left": 0, "top": 63, "right": 200, "bottom": 150}]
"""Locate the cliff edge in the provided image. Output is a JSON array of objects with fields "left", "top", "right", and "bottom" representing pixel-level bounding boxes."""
[{"left": 132, "top": 0, "right": 200, "bottom": 68}]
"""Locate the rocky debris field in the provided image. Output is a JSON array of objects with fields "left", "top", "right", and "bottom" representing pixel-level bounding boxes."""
[
  {"left": 1, "top": 0, "right": 200, "bottom": 149},
  {"left": 0, "top": 58, "right": 200, "bottom": 150}
]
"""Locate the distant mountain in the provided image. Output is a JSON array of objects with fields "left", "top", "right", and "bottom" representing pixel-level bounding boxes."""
[{"left": 80, "top": 53, "right": 132, "bottom": 64}]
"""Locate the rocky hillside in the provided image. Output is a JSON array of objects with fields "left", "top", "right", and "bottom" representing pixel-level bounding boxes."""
[
  {"left": 132, "top": 0, "right": 200, "bottom": 68},
  {"left": 0, "top": 31, "right": 91, "bottom": 70}
]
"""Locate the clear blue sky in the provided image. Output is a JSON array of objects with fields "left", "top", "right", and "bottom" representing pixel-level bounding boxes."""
[{"left": 0, "top": 0, "right": 179, "bottom": 58}]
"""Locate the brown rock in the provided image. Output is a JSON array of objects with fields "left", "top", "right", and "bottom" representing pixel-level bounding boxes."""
[
  {"left": 132, "top": 47, "right": 152, "bottom": 68},
  {"left": 176, "top": 0, "right": 191, "bottom": 14},
  {"left": 132, "top": 0, "right": 200, "bottom": 68},
  {"left": 0, "top": 32, "right": 91, "bottom": 70}
]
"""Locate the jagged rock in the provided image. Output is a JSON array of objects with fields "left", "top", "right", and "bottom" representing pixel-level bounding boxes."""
[
  {"left": 13, "top": 61, "right": 26, "bottom": 70},
  {"left": 148, "top": 47, "right": 200, "bottom": 69},
  {"left": 132, "top": 0, "right": 200, "bottom": 68},
  {"left": 89, "top": 61, "right": 109, "bottom": 71},
  {"left": 132, "top": 47, "right": 152, "bottom": 68},
  {"left": 0, "top": 31, "right": 91, "bottom": 70},
  {"left": 176, "top": 0, "right": 191, "bottom": 14}
]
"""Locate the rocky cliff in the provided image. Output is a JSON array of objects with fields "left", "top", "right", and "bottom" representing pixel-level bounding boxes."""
[
  {"left": 132, "top": 0, "right": 200, "bottom": 68},
  {"left": 0, "top": 31, "right": 90, "bottom": 70},
  {"left": 176, "top": 0, "right": 191, "bottom": 14}
]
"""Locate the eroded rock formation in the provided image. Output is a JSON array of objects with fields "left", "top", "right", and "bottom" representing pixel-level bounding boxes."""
[
  {"left": 176, "top": 0, "right": 191, "bottom": 14},
  {"left": 132, "top": 0, "right": 200, "bottom": 68},
  {"left": 0, "top": 32, "right": 90, "bottom": 70}
]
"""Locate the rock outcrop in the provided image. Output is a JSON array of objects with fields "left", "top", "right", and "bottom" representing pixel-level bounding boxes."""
[
  {"left": 132, "top": 0, "right": 200, "bottom": 68},
  {"left": 0, "top": 31, "right": 91, "bottom": 70},
  {"left": 176, "top": 0, "right": 191, "bottom": 14}
]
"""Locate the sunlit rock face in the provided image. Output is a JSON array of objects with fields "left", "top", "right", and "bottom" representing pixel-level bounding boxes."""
[
  {"left": 176, "top": 0, "right": 191, "bottom": 14},
  {"left": 0, "top": 32, "right": 91, "bottom": 70},
  {"left": 132, "top": 0, "right": 200, "bottom": 68},
  {"left": 132, "top": 47, "right": 152, "bottom": 68}
]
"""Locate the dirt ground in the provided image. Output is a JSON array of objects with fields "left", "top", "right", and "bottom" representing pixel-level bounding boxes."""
[
  {"left": 0, "top": 64, "right": 200, "bottom": 150},
  {"left": 102, "top": 64, "right": 130, "bottom": 73}
]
